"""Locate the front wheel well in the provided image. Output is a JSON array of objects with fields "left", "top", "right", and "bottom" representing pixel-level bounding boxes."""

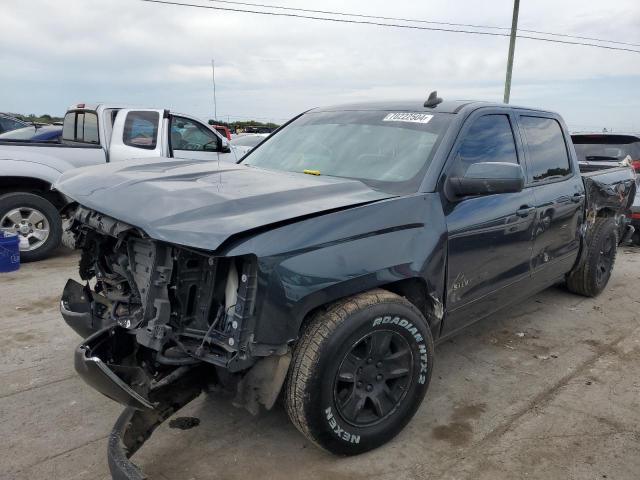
[
  {"left": 298, "top": 277, "right": 442, "bottom": 338},
  {"left": 381, "top": 278, "right": 442, "bottom": 327},
  {"left": 0, "top": 176, "right": 66, "bottom": 209}
]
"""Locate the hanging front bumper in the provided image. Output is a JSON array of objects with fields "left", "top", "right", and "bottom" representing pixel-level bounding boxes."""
[{"left": 74, "top": 325, "right": 154, "bottom": 410}]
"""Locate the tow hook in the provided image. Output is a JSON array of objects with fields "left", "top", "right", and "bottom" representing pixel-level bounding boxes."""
[{"left": 107, "top": 366, "right": 204, "bottom": 480}]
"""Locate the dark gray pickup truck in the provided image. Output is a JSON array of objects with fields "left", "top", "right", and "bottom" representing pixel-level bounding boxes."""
[{"left": 56, "top": 97, "right": 636, "bottom": 479}]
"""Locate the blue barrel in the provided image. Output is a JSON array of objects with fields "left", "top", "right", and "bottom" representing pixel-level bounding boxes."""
[{"left": 0, "top": 232, "right": 20, "bottom": 272}]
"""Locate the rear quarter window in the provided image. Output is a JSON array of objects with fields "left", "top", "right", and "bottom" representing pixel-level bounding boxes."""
[
  {"left": 520, "top": 116, "right": 571, "bottom": 182},
  {"left": 123, "top": 111, "right": 159, "bottom": 150}
]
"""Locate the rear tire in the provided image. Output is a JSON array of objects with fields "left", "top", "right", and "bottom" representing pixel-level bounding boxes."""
[
  {"left": 285, "top": 289, "right": 434, "bottom": 455},
  {"left": 566, "top": 217, "right": 618, "bottom": 297},
  {"left": 0, "top": 192, "right": 61, "bottom": 262}
]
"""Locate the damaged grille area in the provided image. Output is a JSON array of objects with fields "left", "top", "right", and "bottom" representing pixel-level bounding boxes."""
[{"left": 68, "top": 206, "right": 257, "bottom": 372}]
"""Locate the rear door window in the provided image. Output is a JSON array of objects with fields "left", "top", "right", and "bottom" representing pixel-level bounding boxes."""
[
  {"left": 520, "top": 116, "right": 571, "bottom": 182},
  {"left": 122, "top": 111, "right": 159, "bottom": 149},
  {"left": 452, "top": 114, "right": 518, "bottom": 178}
]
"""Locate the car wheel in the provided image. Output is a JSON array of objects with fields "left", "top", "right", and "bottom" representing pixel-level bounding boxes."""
[
  {"left": 285, "top": 289, "right": 434, "bottom": 455},
  {"left": 0, "top": 192, "right": 62, "bottom": 262},
  {"left": 566, "top": 217, "right": 618, "bottom": 297}
]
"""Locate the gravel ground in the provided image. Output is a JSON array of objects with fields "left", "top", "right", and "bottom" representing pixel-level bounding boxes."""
[{"left": 1, "top": 245, "right": 639, "bottom": 480}]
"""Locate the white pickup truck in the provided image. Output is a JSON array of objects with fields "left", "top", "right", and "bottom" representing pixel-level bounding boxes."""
[{"left": 0, "top": 103, "right": 240, "bottom": 261}]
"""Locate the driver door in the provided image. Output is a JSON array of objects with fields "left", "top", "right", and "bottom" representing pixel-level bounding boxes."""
[{"left": 442, "top": 112, "right": 537, "bottom": 336}]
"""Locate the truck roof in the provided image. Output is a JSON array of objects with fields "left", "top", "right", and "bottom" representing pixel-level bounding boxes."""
[
  {"left": 64, "top": 104, "right": 205, "bottom": 124},
  {"left": 314, "top": 100, "right": 556, "bottom": 115},
  {"left": 66, "top": 103, "right": 132, "bottom": 112}
]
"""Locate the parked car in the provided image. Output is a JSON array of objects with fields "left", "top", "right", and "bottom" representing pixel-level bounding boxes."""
[
  {"left": 56, "top": 98, "right": 635, "bottom": 479},
  {"left": 571, "top": 133, "right": 640, "bottom": 174},
  {"left": 0, "top": 113, "right": 30, "bottom": 134},
  {"left": 0, "top": 125, "right": 62, "bottom": 142},
  {"left": 212, "top": 124, "right": 232, "bottom": 140},
  {"left": 0, "top": 103, "right": 240, "bottom": 261},
  {"left": 244, "top": 125, "right": 275, "bottom": 134},
  {"left": 230, "top": 133, "right": 268, "bottom": 155}
]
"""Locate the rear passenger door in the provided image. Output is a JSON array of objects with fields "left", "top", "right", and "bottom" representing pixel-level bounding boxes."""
[
  {"left": 517, "top": 115, "right": 585, "bottom": 285},
  {"left": 442, "top": 111, "right": 537, "bottom": 336}
]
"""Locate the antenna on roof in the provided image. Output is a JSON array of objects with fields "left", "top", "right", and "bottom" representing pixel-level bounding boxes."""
[{"left": 424, "top": 91, "right": 443, "bottom": 108}]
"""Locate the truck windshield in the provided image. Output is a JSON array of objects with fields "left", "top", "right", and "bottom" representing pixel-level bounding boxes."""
[{"left": 242, "top": 110, "right": 452, "bottom": 193}]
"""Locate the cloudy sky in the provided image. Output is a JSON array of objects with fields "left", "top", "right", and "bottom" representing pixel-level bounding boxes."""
[{"left": 2, "top": 0, "right": 639, "bottom": 131}]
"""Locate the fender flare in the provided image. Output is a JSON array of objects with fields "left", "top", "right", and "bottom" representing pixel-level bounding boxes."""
[{"left": 0, "top": 159, "right": 63, "bottom": 186}]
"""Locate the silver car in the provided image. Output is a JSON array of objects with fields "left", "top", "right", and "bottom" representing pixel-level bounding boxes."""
[{"left": 230, "top": 133, "right": 269, "bottom": 155}]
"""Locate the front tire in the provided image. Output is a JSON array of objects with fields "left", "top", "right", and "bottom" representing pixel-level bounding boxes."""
[
  {"left": 285, "top": 289, "right": 434, "bottom": 455},
  {"left": 0, "top": 192, "right": 62, "bottom": 262}
]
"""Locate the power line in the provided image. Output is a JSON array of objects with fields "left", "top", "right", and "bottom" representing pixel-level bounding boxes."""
[
  {"left": 140, "top": 0, "right": 640, "bottom": 54},
  {"left": 204, "top": 0, "right": 640, "bottom": 48}
]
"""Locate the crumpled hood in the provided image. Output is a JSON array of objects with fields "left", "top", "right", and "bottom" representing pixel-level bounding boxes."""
[{"left": 56, "top": 157, "right": 393, "bottom": 251}]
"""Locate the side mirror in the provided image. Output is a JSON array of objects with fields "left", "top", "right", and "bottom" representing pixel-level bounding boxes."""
[
  {"left": 449, "top": 162, "right": 524, "bottom": 197},
  {"left": 219, "top": 137, "right": 231, "bottom": 153}
]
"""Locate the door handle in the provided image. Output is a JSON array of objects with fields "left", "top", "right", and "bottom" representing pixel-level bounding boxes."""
[
  {"left": 516, "top": 206, "right": 536, "bottom": 217},
  {"left": 571, "top": 194, "right": 585, "bottom": 203}
]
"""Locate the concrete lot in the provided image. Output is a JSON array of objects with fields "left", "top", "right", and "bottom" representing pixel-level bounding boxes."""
[{"left": 1, "top": 246, "right": 640, "bottom": 480}]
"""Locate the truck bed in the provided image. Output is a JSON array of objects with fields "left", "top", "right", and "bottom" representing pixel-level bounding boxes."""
[{"left": 581, "top": 165, "right": 636, "bottom": 213}]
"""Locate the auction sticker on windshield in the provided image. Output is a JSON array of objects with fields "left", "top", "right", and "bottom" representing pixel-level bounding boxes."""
[{"left": 383, "top": 113, "right": 433, "bottom": 124}]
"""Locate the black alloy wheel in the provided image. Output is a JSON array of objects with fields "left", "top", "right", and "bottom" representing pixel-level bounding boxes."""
[
  {"left": 334, "top": 330, "right": 413, "bottom": 427},
  {"left": 595, "top": 231, "right": 616, "bottom": 288}
]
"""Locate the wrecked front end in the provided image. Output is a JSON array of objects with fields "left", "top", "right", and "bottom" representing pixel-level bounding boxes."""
[{"left": 61, "top": 206, "right": 286, "bottom": 479}]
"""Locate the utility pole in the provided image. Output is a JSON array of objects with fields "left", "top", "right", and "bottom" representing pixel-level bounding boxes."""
[
  {"left": 211, "top": 59, "right": 218, "bottom": 121},
  {"left": 503, "top": 0, "right": 520, "bottom": 104}
]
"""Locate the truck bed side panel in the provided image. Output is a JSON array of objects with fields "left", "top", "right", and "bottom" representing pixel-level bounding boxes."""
[{"left": 582, "top": 166, "right": 637, "bottom": 214}]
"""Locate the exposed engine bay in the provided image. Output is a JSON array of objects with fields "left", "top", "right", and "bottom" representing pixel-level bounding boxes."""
[
  {"left": 61, "top": 206, "right": 294, "bottom": 478},
  {"left": 61, "top": 206, "right": 289, "bottom": 413}
]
